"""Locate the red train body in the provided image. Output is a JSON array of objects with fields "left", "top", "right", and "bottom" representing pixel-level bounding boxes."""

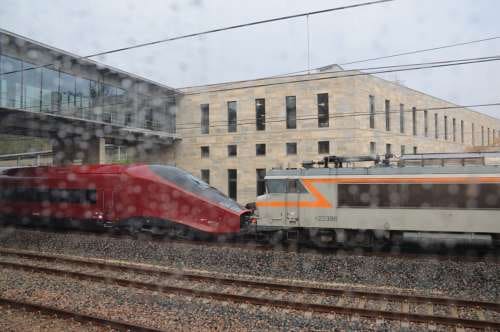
[{"left": 0, "top": 164, "right": 252, "bottom": 235}]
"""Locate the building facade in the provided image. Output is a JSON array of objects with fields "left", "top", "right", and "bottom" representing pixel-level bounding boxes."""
[
  {"left": 0, "top": 28, "right": 179, "bottom": 164},
  {"left": 174, "top": 68, "right": 500, "bottom": 205},
  {"left": 2, "top": 29, "right": 500, "bottom": 205},
  {"left": 0, "top": 29, "right": 178, "bottom": 133}
]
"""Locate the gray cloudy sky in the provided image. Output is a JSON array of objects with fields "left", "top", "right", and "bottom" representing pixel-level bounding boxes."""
[{"left": 1, "top": 0, "right": 499, "bottom": 117}]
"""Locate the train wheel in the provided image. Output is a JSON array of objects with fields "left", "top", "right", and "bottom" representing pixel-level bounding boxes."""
[
  {"left": 125, "top": 218, "right": 144, "bottom": 238},
  {"left": 347, "top": 230, "right": 373, "bottom": 248},
  {"left": 269, "top": 230, "right": 284, "bottom": 246},
  {"left": 308, "top": 229, "right": 335, "bottom": 248}
]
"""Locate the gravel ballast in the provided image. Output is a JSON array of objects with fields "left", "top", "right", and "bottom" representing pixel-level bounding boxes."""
[
  {"left": 0, "top": 227, "right": 498, "bottom": 303},
  {"left": 0, "top": 267, "right": 430, "bottom": 331}
]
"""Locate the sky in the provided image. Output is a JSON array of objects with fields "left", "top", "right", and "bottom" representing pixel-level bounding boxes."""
[{"left": 1, "top": 0, "right": 500, "bottom": 117}]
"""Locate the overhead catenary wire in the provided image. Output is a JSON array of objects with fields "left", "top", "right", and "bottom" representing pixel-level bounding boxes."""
[
  {"left": 177, "top": 35, "right": 500, "bottom": 90},
  {"left": 0, "top": 0, "right": 393, "bottom": 77},
  {"left": 1, "top": 53, "right": 497, "bottom": 133},
  {"left": 2, "top": 4, "right": 499, "bottom": 114},
  {"left": 175, "top": 103, "right": 500, "bottom": 131},
  {"left": 5, "top": 95, "right": 500, "bottom": 132},
  {"left": 3, "top": 101, "right": 497, "bottom": 147},
  {"left": 181, "top": 55, "right": 500, "bottom": 96},
  {"left": 178, "top": 122, "right": 496, "bottom": 143}
]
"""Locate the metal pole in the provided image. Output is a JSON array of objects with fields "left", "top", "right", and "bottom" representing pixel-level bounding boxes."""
[{"left": 306, "top": 14, "right": 311, "bottom": 75}]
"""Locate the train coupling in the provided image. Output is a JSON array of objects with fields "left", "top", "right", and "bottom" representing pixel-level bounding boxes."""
[{"left": 240, "top": 212, "right": 257, "bottom": 234}]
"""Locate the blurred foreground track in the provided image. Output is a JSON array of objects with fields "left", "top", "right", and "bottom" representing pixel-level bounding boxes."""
[
  {"left": 0, "top": 296, "right": 164, "bottom": 332},
  {"left": 2, "top": 225, "right": 499, "bottom": 262},
  {"left": 0, "top": 247, "right": 499, "bottom": 330}
]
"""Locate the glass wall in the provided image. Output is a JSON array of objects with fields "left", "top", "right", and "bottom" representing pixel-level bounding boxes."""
[
  {"left": 0, "top": 53, "right": 176, "bottom": 133},
  {"left": 41, "top": 67, "right": 60, "bottom": 112},
  {"left": 0, "top": 55, "right": 23, "bottom": 109},
  {"left": 23, "top": 63, "right": 42, "bottom": 112},
  {"left": 59, "top": 71, "right": 75, "bottom": 114},
  {"left": 75, "top": 77, "right": 91, "bottom": 118}
]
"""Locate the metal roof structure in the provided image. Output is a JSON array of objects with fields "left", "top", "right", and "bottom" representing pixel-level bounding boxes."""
[{"left": 267, "top": 165, "right": 500, "bottom": 177}]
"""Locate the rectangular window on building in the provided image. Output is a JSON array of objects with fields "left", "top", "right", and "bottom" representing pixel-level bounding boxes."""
[
  {"left": 488, "top": 128, "right": 491, "bottom": 145},
  {"left": 481, "top": 126, "right": 485, "bottom": 145},
  {"left": 286, "top": 142, "right": 297, "bottom": 155},
  {"left": 201, "top": 169, "right": 210, "bottom": 184},
  {"left": 286, "top": 96, "right": 296, "bottom": 129},
  {"left": 461, "top": 120, "right": 464, "bottom": 144},
  {"left": 412, "top": 107, "right": 417, "bottom": 136},
  {"left": 401, "top": 145, "right": 405, "bottom": 155},
  {"left": 318, "top": 141, "right": 330, "bottom": 154},
  {"left": 370, "top": 141, "right": 376, "bottom": 154},
  {"left": 317, "top": 93, "right": 329, "bottom": 128},
  {"left": 472, "top": 123, "right": 475, "bottom": 145},
  {"left": 413, "top": 146, "right": 418, "bottom": 154},
  {"left": 256, "top": 143, "right": 266, "bottom": 156},
  {"left": 369, "top": 95, "right": 375, "bottom": 129},
  {"left": 424, "top": 110, "right": 428, "bottom": 137},
  {"left": 256, "top": 169, "right": 266, "bottom": 196},
  {"left": 227, "top": 145, "right": 237, "bottom": 157},
  {"left": 228, "top": 169, "right": 237, "bottom": 200},
  {"left": 386, "top": 143, "right": 391, "bottom": 155},
  {"left": 434, "top": 113, "right": 439, "bottom": 139},
  {"left": 385, "top": 99, "right": 390, "bottom": 131},
  {"left": 444, "top": 116, "right": 448, "bottom": 140},
  {"left": 228, "top": 101, "right": 237, "bottom": 132},
  {"left": 144, "top": 108, "right": 154, "bottom": 129},
  {"left": 452, "top": 118, "right": 456, "bottom": 142},
  {"left": 201, "top": 146, "right": 210, "bottom": 158},
  {"left": 125, "top": 113, "right": 134, "bottom": 126},
  {"left": 201, "top": 104, "right": 209, "bottom": 134},
  {"left": 255, "top": 98, "right": 265, "bottom": 131},
  {"left": 399, "top": 104, "right": 404, "bottom": 133},
  {"left": 494, "top": 129, "right": 497, "bottom": 144}
]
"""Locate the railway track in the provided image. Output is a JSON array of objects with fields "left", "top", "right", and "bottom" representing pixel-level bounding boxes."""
[
  {"left": 0, "top": 296, "right": 163, "bottom": 331},
  {"left": 3, "top": 225, "right": 499, "bottom": 262},
  {"left": 0, "top": 247, "right": 499, "bottom": 330}
]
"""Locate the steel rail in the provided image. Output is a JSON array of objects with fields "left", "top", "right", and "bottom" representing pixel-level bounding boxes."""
[
  {"left": 2, "top": 226, "right": 498, "bottom": 262},
  {"left": 0, "top": 247, "right": 498, "bottom": 311},
  {"left": 0, "top": 249, "right": 499, "bottom": 329},
  {"left": 0, "top": 296, "right": 164, "bottom": 332}
]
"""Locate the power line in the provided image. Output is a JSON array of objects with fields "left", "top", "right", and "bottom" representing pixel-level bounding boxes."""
[
  {"left": 179, "top": 123, "right": 495, "bottom": 142},
  {"left": 175, "top": 102, "right": 500, "bottom": 131},
  {"left": 83, "top": 0, "right": 394, "bottom": 58},
  {"left": 181, "top": 55, "right": 500, "bottom": 96},
  {"left": 5, "top": 94, "right": 500, "bottom": 131},
  {"left": 179, "top": 35, "right": 500, "bottom": 90},
  {"left": 340, "top": 35, "right": 500, "bottom": 66},
  {"left": 0, "top": 0, "right": 393, "bottom": 76}
]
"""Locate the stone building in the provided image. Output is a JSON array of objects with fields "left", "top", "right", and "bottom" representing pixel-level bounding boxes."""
[
  {"left": 2, "top": 28, "right": 500, "bottom": 205},
  {"left": 175, "top": 67, "right": 500, "bottom": 204}
]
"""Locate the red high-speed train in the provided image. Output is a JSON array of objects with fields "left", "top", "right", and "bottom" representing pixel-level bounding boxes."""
[{"left": 0, "top": 164, "right": 252, "bottom": 237}]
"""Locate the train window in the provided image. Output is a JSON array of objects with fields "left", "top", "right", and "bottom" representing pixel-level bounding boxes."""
[
  {"left": 266, "top": 179, "right": 286, "bottom": 193},
  {"left": 338, "top": 183, "right": 500, "bottom": 209},
  {"left": 149, "top": 165, "right": 244, "bottom": 212},
  {"left": 0, "top": 188, "right": 97, "bottom": 204},
  {"left": 287, "top": 179, "right": 307, "bottom": 193},
  {"left": 265, "top": 179, "right": 307, "bottom": 194}
]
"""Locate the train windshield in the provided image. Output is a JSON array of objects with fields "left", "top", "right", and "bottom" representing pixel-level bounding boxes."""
[{"left": 149, "top": 165, "right": 244, "bottom": 212}]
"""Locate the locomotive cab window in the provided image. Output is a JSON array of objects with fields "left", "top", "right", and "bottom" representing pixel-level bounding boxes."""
[
  {"left": 287, "top": 179, "right": 307, "bottom": 193},
  {"left": 266, "top": 179, "right": 307, "bottom": 194}
]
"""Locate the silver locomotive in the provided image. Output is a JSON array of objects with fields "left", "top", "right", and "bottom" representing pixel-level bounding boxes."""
[{"left": 254, "top": 154, "right": 500, "bottom": 246}]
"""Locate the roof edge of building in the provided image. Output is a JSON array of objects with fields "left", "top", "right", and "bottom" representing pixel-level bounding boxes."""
[
  {"left": 178, "top": 66, "right": 500, "bottom": 123},
  {"left": 0, "top": 28, "right": 183, "bottom": 95}
]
